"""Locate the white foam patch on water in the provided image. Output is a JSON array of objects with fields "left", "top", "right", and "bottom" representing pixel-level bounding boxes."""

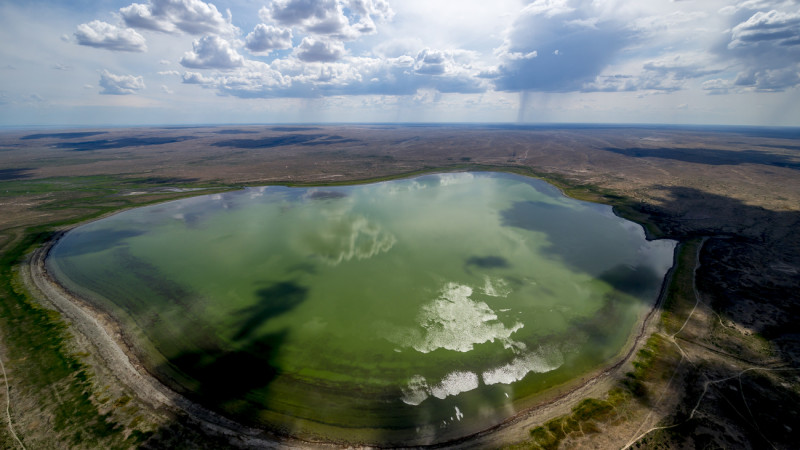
[
  {"left": 455, "top": 406, "right": 464, "bottom": 421},
  {"left": 482, "top": 345, "right": 564, "bottom": 385},
  {"left": 400, "top": 371, "right": 480, "bottom": 406},
  {"left": 483, "top": 276, "right": 511, "bottom": 297},
  {"left": 401, "top": 375, "right": 430, "bottom": 406},
  {"left": 429, "top": 371, "right": 480, "bottom": 399},
  {"left": 388, "top": 283, "right": 524, "bottom": 353}
]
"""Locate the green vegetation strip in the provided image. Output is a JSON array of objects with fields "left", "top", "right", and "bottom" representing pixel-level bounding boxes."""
[
  {"left": 521, "top": 241, "right": 698, "bottom": 449},
  {"left": 0, "top": 175, "right": 233, "bottom": 447},
  {"left": 526, "top": 334, "right": 682, "bottom": 450},
  {"left": 0, "top": 229, "right": 146, "bottom": 447},
  {"left": 661, "top": 238, "right": 702, "bottom": 335}
]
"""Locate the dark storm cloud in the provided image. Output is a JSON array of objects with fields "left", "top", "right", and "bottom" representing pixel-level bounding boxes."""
[
  {"left": 721, "top": 7, "right": 800, "bottom": 91},
  {"left": 729, "top": 10, "right": 800, "bottom": 48},
  {"left": 493, "top": 0, "right": 636, "bottom": 93}
]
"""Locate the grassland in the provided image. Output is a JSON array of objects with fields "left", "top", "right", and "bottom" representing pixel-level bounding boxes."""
[{"left": 0, "top": 124, "right": 798, "bottom": 448}]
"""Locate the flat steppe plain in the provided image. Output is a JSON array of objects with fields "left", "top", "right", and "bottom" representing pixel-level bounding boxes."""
[{"left": 0, "top": 124, "right": 798, "bottom": 448}]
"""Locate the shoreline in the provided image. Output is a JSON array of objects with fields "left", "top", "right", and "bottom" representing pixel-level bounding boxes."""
[
  {"left": 22, "top": 187, "right": 680, "bottom": 449},
  {"left": 25, "top": 234, "right": 316, "bottom": 449}
]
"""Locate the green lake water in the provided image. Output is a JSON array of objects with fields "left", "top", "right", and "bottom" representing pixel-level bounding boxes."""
[{"left": 47, "top": 172, "right": 675, "bottom": 444}]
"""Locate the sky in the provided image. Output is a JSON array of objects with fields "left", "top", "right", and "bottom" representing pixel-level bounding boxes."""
[{"left": 1, "top": 0, "right": 799, "bottom": 126}]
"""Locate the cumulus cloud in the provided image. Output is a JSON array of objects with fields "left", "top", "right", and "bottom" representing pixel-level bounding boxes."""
[
  {"left": 729, "top": 10, "right": 800, "bottom": 48},
  {"left": 296, "top": 37, "right": 346, "bottom": 62},
  {"left": 720, "top": 6, "right": 800, "bottom": 91},
  {"left": 182, "top": 71, "right": 217, "bottom": 85},
  {"left": 349, "top": 0, "right": 393, "bottom": 25},
  {"left": 180, "top": 35, "right": 244, "bottom": 69},
  {"left": 581, "top": 52, "right": 725, "bottom": 93},
  {"left": 120, "top": 0, "right": 237, "bottom": 36},
  {"left": 259, "top": 0, "right": 393, "bottom": 40},
  {"left": 505, "top": 50, "right": 538, "bottom": 61},
  {"left": 245, "top": 24, "right": 293, "bottom": 54},
  {"left": 581, "top": 74, "right": 637, "bottom": 93},
  {"left": 179, "top": 47, "right": 487, "bottom": 99},
  {"left": 74, "top": 20, "right": 147, "bottom": 52},
  {"left": 99, "top": 70, "right": 145, "bottom": 95},
  {"left": 69, "top": 0, "right": 800, "bottom": 110},
  {"left": 735, "top": 67, "right": 800, "bottom": 91},
  {"left": 414, "top": 48, "right": 447, "bottom": 75},
  {"left": 181, "top": 60, "right": 289, "bottom": 97},
  {"left": 719, "top": 0, "right": 796, "bottom": 16},
  {"left": 493, "top": 0, "right": 637, "bottom": 92},
  {"left": 411, "top": 48, "right": 480, "bottom": 77},
  {"left": 702, "top": 78, "right": 733, "bottom": 95},
  {"left": 261, "top": 0, "right": 347, "bottom": 34},
  {"left": 642, "top": 56, "right": 723, "bottom": 80}
]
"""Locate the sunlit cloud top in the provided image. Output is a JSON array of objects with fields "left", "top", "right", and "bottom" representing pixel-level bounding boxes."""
[{"left": 1, "top": 0, "right": 799, "bottom": 126}]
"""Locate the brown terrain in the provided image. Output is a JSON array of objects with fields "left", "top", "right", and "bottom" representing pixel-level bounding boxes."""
[{"left": 0, "top": 124, "right": 798, "bottom": 449}]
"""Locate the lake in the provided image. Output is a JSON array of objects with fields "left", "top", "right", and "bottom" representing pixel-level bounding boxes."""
[{"left": 47, "top": 172, "right": 675, "bottom": 444}]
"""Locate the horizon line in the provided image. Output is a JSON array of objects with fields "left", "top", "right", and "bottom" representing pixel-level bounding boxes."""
[{"left": 2, "top": 121, "right": 800, "bottom": 132}]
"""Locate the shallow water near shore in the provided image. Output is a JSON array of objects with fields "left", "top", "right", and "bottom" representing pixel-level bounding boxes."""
[{"left": 47, "top": 172, "right": 675, "bottom": 443}]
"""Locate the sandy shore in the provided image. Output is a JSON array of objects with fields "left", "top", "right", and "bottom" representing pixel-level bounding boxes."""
[
  {"left": 23, "top": 229, "right": 677, "bottom": 449},
  {"left": 25, "top": 235, "right": 319, "bottom": 449}
]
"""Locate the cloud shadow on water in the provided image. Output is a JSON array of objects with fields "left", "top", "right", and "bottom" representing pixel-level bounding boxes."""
[
  {"left": 135, "top": 284, "right": 309, "bottom": 446},
  {"left": 165, "top": 332, "right": 290, "bottom": 416},
  {"left": 597, "top": 264, "right": 662, "bottom": 298},
  {"left": 465, "top": 255, "right": 509, "bottom": 269},
  {"left": 500, "top": 200, "right": 631, "bottom": 277},
  {"left": 152, "top": 280, "right": 308, "bottom": 426},
  {"left": 232, "top": 282, "right": 308, "bottom": 341},
  {"left": 139, "top": 182, "right": 800, "bottom": 448}
]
